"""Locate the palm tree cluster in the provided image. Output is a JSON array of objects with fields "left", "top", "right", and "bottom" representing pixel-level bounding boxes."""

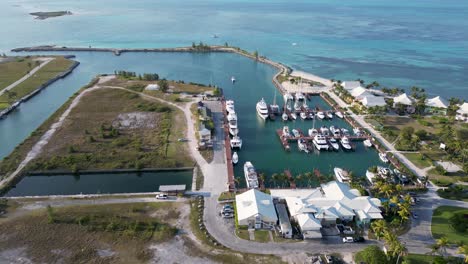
[
  {"left": 373, "top": 181, "right": 412, "bottom": 226},
  {"left": 371, "top": 220, "right": 408, "bottom": 262}
]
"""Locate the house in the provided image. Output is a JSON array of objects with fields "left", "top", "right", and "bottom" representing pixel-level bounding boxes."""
[
  {"left": 425, "top": 96, "right": 448, "bottom": 115},
  {"left": 350, "top": 87, "right": 372, "bottom": 99},
  {"left": 198, "top": 123, "right": 211, "bottom": 142},
  {"left": 393, "top": 93, "right": 413, "bottom": 106},
  {"left": 270, "top": 181, "right": 382, "bottom": 238},
  {"left": 342, "top": 81, "right": 363, "bottom": 91},
  {"left": 456, "top": 102, "right": 468, "bottom": 122},
  {"left": 145, "top": 84, "right": 160, "bottom": 91},
  {"left": 236, "top": 189, "right": 278, "bottom": 229},
  {"left": 361, "top": 95, "right": 387, "bottom": 107}
]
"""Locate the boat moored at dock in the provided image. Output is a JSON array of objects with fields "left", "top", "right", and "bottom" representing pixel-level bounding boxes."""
[
  {"left": 379, "top": 152, "right": 389, "bottom": 163},
  {"left": 232, "top": 152, "right": 239, "bottom": 165},
  {"left": 231, "top": 135, "right": 242, "bottom": 149},
  {"left": 313, "top": 134, "right": 329, "bottom": 151},
  {"left": 298, "top": 138, "right": 309, "bottom": 153},
  {"left": 363, "top": 139, "right": 373, "bottom": 148},
  {"left": 328, "top": 138, "right": 340, "bottom": 151},
  {"left": 244, "top": 161, "right": 259, "bottom": 189},
  {"left": 334, "top": 167, "right": 350, "bottom": 183},
  {"left": 336, "top": 111, "right": 344, "bottom": 119},
  {"left": 256, "top": 98, "right": 269, "bottom": 120},
  {"left": 316, "top": 111, "right": 325, "bottom": 120},
  {"left": 340, "top": 136, "right": 352, "bottom": 151},
  {"left": 226, "top": 100, "right": 235, "bottom": 113}
]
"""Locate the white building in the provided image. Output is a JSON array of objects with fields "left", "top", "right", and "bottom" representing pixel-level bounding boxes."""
[
  {"left": 342, "top": 81, "right": 363, "bottom": 91},
  {"left": 456, "top": 102, "right": 468, "bottom": 122},
  {"left": 236, "top": 189, "right": 278, "bottom": 229},
  {"left": 350, "top": 87, "right": 373, "bottom": 100},
  {"left": 393, "top": 93, "right": 413, "bottom": 106},
  {"left": 145, "top": 84, "right": 160, "bottom": 91},
  {"left": 426, "top": 96, "right": 448, "bottom": 109},
  {"left": 270, "top": 181, "right": 382, "bottom": 238},
  {"left": 361, "top": 95, "right": 387, "bottom": 107}
]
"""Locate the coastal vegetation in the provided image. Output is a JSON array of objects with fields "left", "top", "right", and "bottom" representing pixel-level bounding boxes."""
[
  {"left": 0, "top": 202, "right": 180, "bottom": 263},
  {"left": 29, "top": 11, "right": 72, "bottom": 20},
  {"left": 0, "top": 56, "right": 75, "bottom": 109}
]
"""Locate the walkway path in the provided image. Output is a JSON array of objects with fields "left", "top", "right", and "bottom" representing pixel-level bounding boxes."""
[{"left": 0, "top": 57, "right": 54, "bottom": 96}]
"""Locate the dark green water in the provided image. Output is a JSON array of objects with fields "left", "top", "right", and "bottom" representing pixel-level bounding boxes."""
[{"left": 5, "top": 171, "right": 193, "bottom": 197}]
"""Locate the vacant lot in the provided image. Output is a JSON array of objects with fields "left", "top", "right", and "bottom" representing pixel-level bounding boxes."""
[
  {"left": 432, "top": 206, "right": 468, "bottom": 244},
  {"left": 0, "top": 202, "right": 181, "bottom": 263},
  {"left": 0, "top": 56, "right": 74, "bottom": 105},
  {"left": 0, "top": 57, "right": 35, "bottom": 90},
  {"left": 25, "top": 88, "right": 192, "bottom": 172}
]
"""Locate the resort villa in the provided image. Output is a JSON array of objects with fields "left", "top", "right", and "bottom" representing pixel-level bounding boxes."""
[
  {"left": 235, "top": 189, "right": 278, "bottom": 229},
  {"left": 361, "top": 95, "right": 387, "bottom": 107},
  {"left": 425, "top": 96, "right": 449, "bottom": 115},
  {"left": 270, "top": 181, "right": 382, "bottom": 238},
  {"left": 342, "top": 81, "right": 363, "bottom": 91},
  {"left": 456, "top": 102, "right": 468, "bottom": 122}
]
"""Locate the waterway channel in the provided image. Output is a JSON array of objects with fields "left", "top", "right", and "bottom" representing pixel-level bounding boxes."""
[{"left": 1, "top": 51, "right": 385, "bottom": 194}]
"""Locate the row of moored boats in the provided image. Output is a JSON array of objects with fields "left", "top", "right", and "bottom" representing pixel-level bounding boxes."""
[{"left": 226, "top": 100, "right": 241, "bottom": 165}]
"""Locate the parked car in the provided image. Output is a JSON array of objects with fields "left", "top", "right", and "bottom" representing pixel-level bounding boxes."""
[
  {"left": 221, "top": 212, "right": 234, "bottom": 218},
  {"left": 223, "top": 204, "right": 233, "bottom": 210},
  {"left": 156, "top": 193, "right": 168, "bottom": 199},
  {"left": 342, "top": 237, "right": 354, "bottom": 243},
  {"left": 354, "top": 236, "right": 365, "bottom": 243}
]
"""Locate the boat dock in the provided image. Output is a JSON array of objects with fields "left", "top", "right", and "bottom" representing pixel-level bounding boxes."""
[{"left": 222, "top": 99, "right": 236, "bottom": 191}]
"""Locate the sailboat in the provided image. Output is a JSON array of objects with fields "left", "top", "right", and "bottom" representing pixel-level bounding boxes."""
[{"left": 270, "top": 90, "right": 280, "bottom": 115}]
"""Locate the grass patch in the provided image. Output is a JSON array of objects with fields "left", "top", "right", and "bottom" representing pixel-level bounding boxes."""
[
  {"left": 404, "top": 254, "right": 435, "bottom": 264},
  {"left": 437, "top": 185, "right": 468, "bottom": 202},
  {"left": 218, "top": 191, "right": 236, "bottom": 201},
  {"left": 254, "top": 230, "right": 271, "bottom": 243},
  {"left": 404, "top": 153, "right": 433, "bottom": 169},
  {"left": 432, "top": 206, "right": 468, "bottom": 244},
  {"left": 236, "top": 229, "right": 250, "bottom": 240},
  {"left": 0, "top": 202, "right": 180, "bottom": 263},
  {"left": 0, "top": 57, "right": 35, "bottom": 90},
  {"left": 200, "top": 148, "right": 214, "bottom": 163},
  {"left": 0, "top": 57, "right": 74, "bottom": 104}
]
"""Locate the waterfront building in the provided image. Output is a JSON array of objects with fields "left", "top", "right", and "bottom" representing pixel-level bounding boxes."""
[
  {"left": 270, "top": 181, "right": 382, "bottom": 238},
  {"left": 350, "top": 87, "right": 372, "bottom": 99},
  {"left": 393, "top": 93, "right": 413, "bottom": 106},
  {"left": 342, "top": 81, "right": 363, "bottom": 91},
  {"left": 456, "top": 102, "right": 468, "bottom": 122},
  {"left": 236, "top": 189, "right": 278, "bottom": 229},
  {"left": 425, "top": 96, "right": 448, "bottom": 115},
  {"left": 361, "top": 95, "right": 387, "bottom": 107}
]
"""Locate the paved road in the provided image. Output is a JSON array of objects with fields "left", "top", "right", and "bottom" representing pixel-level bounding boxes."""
[{"left": 0, "top": 57, "right": 54, "bottom": 96}]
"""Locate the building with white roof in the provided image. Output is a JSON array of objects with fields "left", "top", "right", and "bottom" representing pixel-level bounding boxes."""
[
  {"left": 456, "top": 102, "right": 468, "bottom": 122},
  {"left": 361, "top": 95, "right": 387, "bottom": 107},
  {"left": 350, "top": 87, "right": 372, "bottom": 99},
  {"left": 270, "top": 181, "right": 382, "bottom": 238},
  {"left": 393, "top": 93, "right": 413, "bottom": 106},
  {"left": 342, "top": 81, "right": 363, "bottom": 91},
  {"left": 236, "top": 189, "right": 278, "bottom": 229},
  {"left": 426, "top": 96, "right": 448, "bottom": 109},
  {"left": 145, "top": 84, "right": 160, "bottom": 90}
]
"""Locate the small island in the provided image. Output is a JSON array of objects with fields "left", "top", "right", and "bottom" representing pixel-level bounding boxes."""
[{"left": 29, "top": 11, "right": 72, "bottom": 20}]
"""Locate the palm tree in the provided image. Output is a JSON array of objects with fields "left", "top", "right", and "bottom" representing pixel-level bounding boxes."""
[
  {"left": 393, "top": 241, "right": 408, "bottom": 264},
  {"left": 304, "top": 172, "right": 314, "bottom": 187},
  {"left": 397, "top": 205, "right": 410, "bottom": 225},
  {"left": 457, "top": 245, "right": 468, "bottom": 263},
  {"left": 436, "top": 236, "right": 449, "bottom": 257},
  {"left": 258, "top": 173, "right": 266, "bottom": 186},
  {"left": 370, "top": 220, "right": 387, "bottom": 240},
  {"left": 381, "top": 184, "right": 394, "bottom": 198},
  {"left": 295, "top": 174, "right": 303, "bottom": 187},
  {"left": 271, "top": 173, "right": 279, "bottom": 188}
]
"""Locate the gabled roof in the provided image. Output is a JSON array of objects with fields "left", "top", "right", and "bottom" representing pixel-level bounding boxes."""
[
  {"left": 296, "top": 213, "right": 322, "bottom": 230},
  {"left": 457, "top": 102, "right": 468, "bottom": 114},
  {"left": 351, "top": 87, "right": 371, "bottom": 98},
  {"left": 342, "top": 81, "right": 362, "bottom": 91},
  {"left": 236, "top": 189, "right": 278, "bottom": 222},
  {"left": 393, "top": 93, "right": 413, "bottom": 106},
  {"left": 361, "top": 96, "right": 387, "bottom": 107},
  {"left": 426, "top": 96, "right": 448, "bottom": 109}
]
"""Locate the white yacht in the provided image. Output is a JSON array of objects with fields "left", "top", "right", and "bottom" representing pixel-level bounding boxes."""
[
  {"left": 229, "top": 127, "right": 239, "bottom": 136},
  {"left": 366, "top": 170, "right": 376, "bottom": 185},
  {"left": 328, "top": 138, "right": 340, "bottom": 151},
  {"left": 283, "top": 93, "right": 293, "bottom": 112},
  {"left": 298, "top": 138, "right": 309, "bottom": 153},
  {"left": 290, "top": 112, "right": 297, "bottom": 120},
  {"left": 231, "top": 76, "right": 236, "bottom": 83},
  {"left": 340, "top": 136, "right": 352, "bottom": 151},
  {"left": 308, "top": 128, "right": 318, "bottom": 137},
  {"left": 330, "top": 126, "right": 341, "bottom": 137},
  {"left": 282, "top": 112, "right": 288, "bottom": 121},
  {"left": 226, "top": 100, "right": 235, "bottom": 113},
  {"left": 363, "top": 139, "right": 372, "bottom": 148},
  {"left": 336, "top": 111, "right": 344, "bottom": 119},
  {"left": 292, "top": 129, "right": 300, "bottom": 138},
  {"left": 308, "top": 112, "right": 314, "bottom": 119},
  {"left": 377, "top": 166, "right": 391, "bottom": 177},
  {"left": 282, "top": 126, "right": 290, "bottom": 138},
  {"left": 320, "top": 126, "right": 330, "bottom": 136},
  {"left": 294, "top": 93, "right": 306, "bottom": 112},
  {"left": 230, "top": 136, "right": 242, "bottom": 149},
  {"left": 316, "top": 111, "right": 325, "bottom": 120},
  {"left": 353, "top": 127, "right": 362, "bottom": 136},
  {"left": 232, "top": 152, "right": 239, "bottom": 165},
  {"left": 256, "top": 98, "right": 269, "bottom": 120},
  {"left": 300, "top": 112, "right": 307, "bottom": 120},
  {"left": 244, "top": 162, "right": 259, "bottom": 189},
  {"left": 379, "top": 152, "right": 389, "bottom": 163},
  {"left": 326, "top": 112, "right": 333, "bottom": 119},
  {"left": 334, "top": 167, "right": 350, "bottom": 183},
  {"left": 270, "top": 90, "right": 280, "bottom": 115},
  {"left": 341, "top": 128, "right": 350, "bottom": 136},
  {"left": 313, "top": 134, "right": 329, "bottom": 151},
  {"left": 227, "top": 112, "right": 238, "bottom": 128}
]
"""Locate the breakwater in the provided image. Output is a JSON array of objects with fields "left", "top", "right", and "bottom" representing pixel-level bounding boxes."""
[
  {"left": 0, "top": 60, "right": 80, "bottom": 119},
  {"left": 26, "top": 167, "right": 194, "bottom": 176}
]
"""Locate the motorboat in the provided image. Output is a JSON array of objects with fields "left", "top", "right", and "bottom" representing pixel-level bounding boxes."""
[
  {"left": 256, "top": 98, "right": 269, "bottom": 120},
  {"left": 294, "top": 93, "right": 306, "bottom": 112},
  {"left": 341, "top": 128, "right": 350, "bottom": 136},
  {"left": 313, "top": 134, "right": 329, "bottom": 151},
  {"left": 292, "top": 129, "right": 300, "bottom": 138},
  {"left": 300, "top": 112, "right": 307, "bottom": 120},
  {"left": 232, "top": 152, "right": 239, "bottom": 165},
  {"left": 231, "top": 76, "right": 236, "bottom": 83},
  {"left": 226, "top": 100, "right": 235, "bottom": 113},
  {"left": 282, "top": 112, "right": 288, "bottom": 121},
  {"left": 298, "top": 138, "right": 309, "bottom": 153},
  {"left": 229, "top": 127, "right": 239, "bottom": 136},
  {"left": 363, "top": 139, "right": 372, "bottom": 148},
  {"left": 316, "top": 112, "right": 325, "bottom": 120},
  {"left": 244, "top": 162, "right": 259, "bottom": 189},
  {"left": 328, "top": 138, "right": 340, "bottom": 151},
  {"left": 320, "top": 126, "right": 330, "bottom": 136},
  {"left": 227, "top": 111, "right": 237, "bottom": 122},
  {"left": 308, "top": 128, "right": 318, "bottom": 137},
  {"left": 336, "top": 111, "right": 344, "bottom": 119},
  {"left": 326, "top": 112, "right": 333, "bottom": 119},
  {"left": 393, "top": 168, "right": 401, "bottom": 175},
  {"left": 340, "top": 136, "right": 352, "bottom": 151},
  {"left": 308, "top": 112, "right": 314, "bottom": 119},
  {"left": 379, "top": 152, "right": 389, "bottom": 163},
  {"left": 334, "top": 167, "right": 350, "bottom": 183},
  {"left": 282, "top": 126, "right": 290, "bottom": 138},
  {"left": 366, "top": 170, "right": 376, "bottom": 185},
  {"left": 290, "top": 112, "right": 297, "bottom": 120},
  {"left": 230, "top": 136, "right": 242, "bottom": 149},
  {"left": 330, "top": 126, "right": 341, "bottom": 137},
  {"left": 270, "top": 90, "right": 280, "bottom": 115},
  {"left": 377, "top": 166, "right": 391, "bottom": 177},
  {"left": 283, "top": 93, "right": 293, "bottom": 112},
  {"left": 227, "top": 112, "right": 238, "bottom": 130},
  {"left": 353, "top": 127, "right": 362, "bottom": 136}
]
